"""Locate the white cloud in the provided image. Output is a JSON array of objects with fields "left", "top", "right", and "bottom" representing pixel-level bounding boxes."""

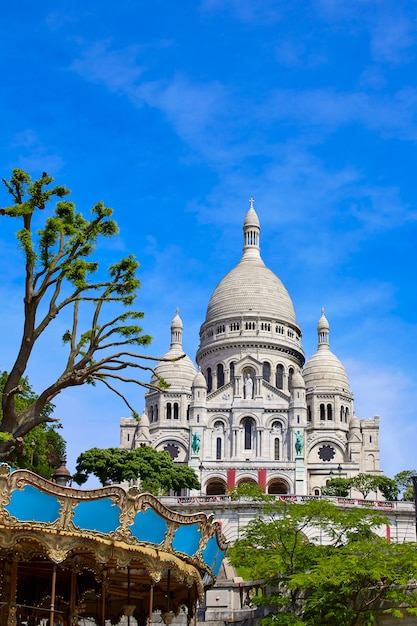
[
  {"left": 200, "top": 0, "right": 285, "bottom": 24},
  {"left": 70, "top": 40, "right": 145, "bottom": 92},
  {"left": 8, "top": 131, "right": 65, "bottom": 175},
  {"left": 265, "top": 87, "right": 417, "bottom": 141}
]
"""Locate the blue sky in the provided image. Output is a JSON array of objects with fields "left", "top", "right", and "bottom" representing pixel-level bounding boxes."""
[{"left": 0, "top": 0, "right": 416, "bottom": 483}]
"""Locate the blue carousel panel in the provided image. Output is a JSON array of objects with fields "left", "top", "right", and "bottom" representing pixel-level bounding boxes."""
[
  {"left": 6, "top": 485, "right": 61, "bottom": 523},
  {"left": 172, "top": 523, "right": 201, "bottom": 556},
  {"left": 202, "top": 535, "right": 221, "bottom": 570},
  {"left": 212, "top": 549, "right": 226, "bottom": 577},
  {"left": 72, "top": 498, "right": 121, "bottom": 534},
  {"left": 130, "top": 508, "right": 168, "bottom": 544}
]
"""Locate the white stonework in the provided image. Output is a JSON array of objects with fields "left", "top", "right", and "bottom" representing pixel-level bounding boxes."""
[{"left": 120, "top": 201, "right": 381, "bottom": 496}]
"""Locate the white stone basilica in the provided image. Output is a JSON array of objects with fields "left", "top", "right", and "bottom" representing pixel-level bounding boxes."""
[{"left": 120, "top": 201, "right": 381, "bottom": 496}]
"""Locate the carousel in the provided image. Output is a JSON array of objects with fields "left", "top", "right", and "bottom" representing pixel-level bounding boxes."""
[{"left": 0, "top": 464, "right": 227, "bottom": 626}]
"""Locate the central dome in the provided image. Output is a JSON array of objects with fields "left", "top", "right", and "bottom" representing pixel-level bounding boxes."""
[
  {"left": 206, "top": 256, "right": 297, "bottom": 323},
  {"left": 204, "top": 204, "right": 297, "bottom": 325}
]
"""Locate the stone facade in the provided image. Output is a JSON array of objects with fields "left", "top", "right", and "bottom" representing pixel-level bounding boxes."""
[{"left": 120, "top": 201, "right": 381, "bottom": 496}]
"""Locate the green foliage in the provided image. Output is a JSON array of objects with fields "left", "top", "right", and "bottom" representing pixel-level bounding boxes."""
[
  {"left": 321, "top": 477, "right": 351, "bottom": 497},
  {"left": 0, "top": 169, "right": 176, "bottom": 460},
  {"left": 323, "top": 474, "right": 400, "bottom": 501},
  {"left": 228, "top": 498, "right": 417, "bottom": 625},
  {"left": 13, "top": 423, "right": 66, "bottom": 480},
  {"left": 350, "top": 474, "right": 399, "bottom": 501},
  {"left": 229, "top": 482, "right": 271, "bottom": 501},
  {"left": 0, "top": 370, "right": 66, "bottom": 478},
  {"left": 73, "top": 446, "right": 200, "bottom": 494},
  {"left": 394, "top": 470, "right": 417, "bottom": 501}
]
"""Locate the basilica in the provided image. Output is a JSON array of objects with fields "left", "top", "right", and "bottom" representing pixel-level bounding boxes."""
[{"left": 120, "top": 201, "right": 381, "bottom": 496}]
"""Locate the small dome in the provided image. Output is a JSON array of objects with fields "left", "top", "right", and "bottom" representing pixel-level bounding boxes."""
[
  {"left": 171, "top": 308, "right": 183, "bottom": 331},
  {"left": 192, "top": 369, "right": 207, "bottom": 388},
  {"left": 303, "top": 350, "right": 350, "bottom": 391},
  {"left": 303, "top": 311, "right": 351, "bottom": 392},
  {"left": 150, "top": 310, "right": 197, "bottom": 389},
  {"left": 317, "top": 308, "right": 329, "bottom": 332},
  {"left": 243, "top": 202, "right": 260, "bottom": 228},
  {"left": 291, "top": 371, "right": 305, "bottom": 389},
  {"left": 140, "top": 410, "right": 149, "bottom": 428}
]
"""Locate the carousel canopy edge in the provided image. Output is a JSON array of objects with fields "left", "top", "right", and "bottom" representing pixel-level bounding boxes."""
[{"left": 0, "top": 464, "right": 227, "bottom": 575}]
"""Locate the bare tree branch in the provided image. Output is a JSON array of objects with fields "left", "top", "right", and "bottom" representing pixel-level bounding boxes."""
[{"left": 0, "top": 169, "right": 176, "bottom": 460}]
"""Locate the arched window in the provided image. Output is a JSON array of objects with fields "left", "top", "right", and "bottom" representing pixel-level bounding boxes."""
[
  {"left": 274, "top": 438, "right": 280, "bottom": 460},
  {"left": 327, "top": 404, "right": 333, "bottom": 420},
  {"left": 267, "top": 479, "right": 288, "bottom": 495},
  {"left": 155, "top": 406, "right": 158, "bottom": 421},
  {"left": 230, "top": 361, "right": 235, "bottom": 383},
  {"left": 166, "top": 403, "right": 172, "bottom": 419},
  {"left": 276, "top": 364, "right": 284, "bottom": 389},
  {"left": 320, "top": 404, "right": 325, "bottom": 420},
  {"left": 150, "top": 406, "right": 154, "bottom": 423},
  {"left": 263, "top": 361, "right": 271, "bottom": 383},
  {"left": 216, "top": 438, "right": 222, "bottom": 460},
  {"left": 345, "top": 407, "right": 349, "bottom": 422},
  {"left": 288, "top": 367, "right": 294, "bottom": 390},
  {"left": 206, "top": 479, "right": 226, "bottom": 496},
  {"left": 340, "top": 406, "right": 344, "bottom": 421},
  {"left": 307, "top": 405, "right": 312, "bottom": 422},
  {"left": 173, "top": 402, "right": 179, "bottom": 419},
  {"left": 243, "top": 418, "right": 254, "bottom": 450},
  {"left": 206, "top": 367, "right": 212, "bottom": 392},
  {"left": 217, "top": 363, "right": 225, "bottom": 388}
]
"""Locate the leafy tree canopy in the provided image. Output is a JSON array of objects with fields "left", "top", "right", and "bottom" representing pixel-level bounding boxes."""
[
  {"left": 0, "top": 370, "right": 66, "bottom": 479},
  {"left": 228, "top": 498, "right": 417, "bottom": 625},
  {"left": 73, "top": 446, "right": 200, "bottom": 494},
  {"left": 350, "top": 473, "right": 399, "bottom": 501},
  {"left": 323, "top": 474, "right": 399, "bottom": 501},
  {"left": 0, "top": 169, "right": 178, "bottom": 461},
  {"left": 393, "top": 470, "right": 417, "bottom": 501},
  {"left": 321, "top": 477, "right": 351, "bottom": 498}
]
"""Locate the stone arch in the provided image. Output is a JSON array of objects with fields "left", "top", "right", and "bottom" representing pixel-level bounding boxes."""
[
  {"left": 208, "top": 415, "right": 228, "bottom": 429},
  {"left": 267, "top": 478, "right": 289, "bottom": 495},
  {"left": 367, "top": 453, "right": 376, "bottom": 470},
  {"left": 206, "top": 478, "right": 227, "bottom": 496},
  {"left": 266, "top": 414, "right": 288, "bottom": 430}
]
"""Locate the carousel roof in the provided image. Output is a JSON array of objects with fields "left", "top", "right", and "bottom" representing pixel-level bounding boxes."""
[{"left": 0, "top": 464, "right": 227, "bottom": 624}]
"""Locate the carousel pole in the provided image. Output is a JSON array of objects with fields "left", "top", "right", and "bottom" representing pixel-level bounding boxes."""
[
  {"left": 127, "top": 566, "right": 131, "bottom": 626},
  {"left": 101, "top": 570, "right": 107, "bottom": 626},
  {"left": 148, "top": 584, "right": 154, "bottom": 626},
  {"left": 6, "top": 557, "right": 18, "bottom": 626},
  {"left": 49, "top": 564, "right": 57, "bottom": 626},
  {"left": 69, "top": 569, "right": 77, "bottom": 626}
]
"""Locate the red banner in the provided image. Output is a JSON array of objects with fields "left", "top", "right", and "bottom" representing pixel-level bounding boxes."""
[{"left": 258, "top": 468, "right": 267, "bottom": 491}]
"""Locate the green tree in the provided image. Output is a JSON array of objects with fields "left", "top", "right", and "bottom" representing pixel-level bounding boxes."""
[
  {"left": 350, "top": 474, "right": 399, "bottom": 501},
  {"left": 0, "top": 169, "right": 175, "bottom": 461},
  {"left": 73, "top": 446, "right": 200, "bottom": 494},
  {"left": 321, "top": 477, "right": 352, "bottom": 497},
  {"left": 394, "top": 470, "right": 417, "bottom": 501},
  {"left": 228, "top": 499, "right": 417, "bottom": 625},
  {"left": 0, "top": 370, "right": 66, "bottom": 478},
  {"left": 375, "top": 475, "right": 400, "bottom": 501}
]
